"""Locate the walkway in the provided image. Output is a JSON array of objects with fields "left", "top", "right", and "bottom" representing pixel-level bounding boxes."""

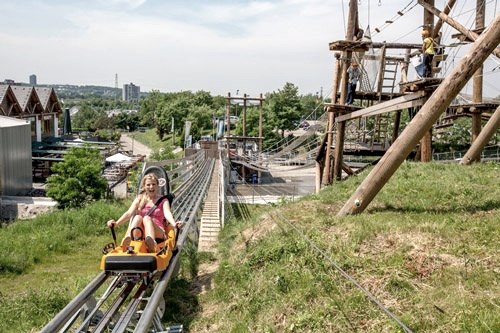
[{"left": 197, "top": 162, "right": 221, "bottom": 252}]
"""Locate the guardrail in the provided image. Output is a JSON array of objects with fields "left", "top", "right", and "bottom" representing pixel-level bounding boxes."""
[{"left": 432, "top": 145, "right": 500, "bottom": 161}]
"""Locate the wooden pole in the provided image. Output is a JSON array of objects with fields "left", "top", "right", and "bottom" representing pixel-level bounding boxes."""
[
  {"left": 323, "top": 53, "right": 342, "bottom": 184},
  {"left": 400, "top": 49, "right": 411, "bottom": 84},
  {"left": 418, "top": 0, "right": 500, "bottom": 58},
  {"left": 333, "top": 0, "right": 357, "bottom": 181},
  {"left": 460, "top": 106, "right": 500, "bottom": 165},
  {"left": 243, "top": 94, "right": 247, "bottom": 137},
  {"left": 432, "top": 0, "right": 456, "bottom": 40},
  {"left": 420, "top": 0, "right": 434, "bottom": 163},
  {"left": 471, "top": 0, "right": 485, "bottom": 162},
  {"left": 423, "top": 0, "right": 435, "bottom": 32},
  {"left": 226, "top": 93, "right": 231, "bottom": 139},
  {"left": 337, "top": 16, "right": 500, "bottom": 216},
  {"left": 258, "top": 93, "right": 263, "bottom": 183}
]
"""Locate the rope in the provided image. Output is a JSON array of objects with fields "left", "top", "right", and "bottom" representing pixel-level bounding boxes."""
[{"left": 371, "top": 0, "right": 418, "bottom": 37}]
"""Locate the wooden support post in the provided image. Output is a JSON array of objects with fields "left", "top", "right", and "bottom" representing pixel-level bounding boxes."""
[
  {"left": 334, "top": 0, "right": 357, "bottom": 181},
  {"left": 258, "top": 93, "right": 263, "bottom": 182},
  {"left": 418, "top": 0, "right": 500, "bottom": 58},
  {"left": 337, "top": 16, "right": 500, "bottom": 216},
  {"left": 400, "top": 49, "right": 411, "bottom": 84},
  {"left": 376, "top": 44, "right": 386, "bottom": 97},
  {"left": 471, "top": 0, "right": 485, "bottom": 162},
  {"left": 315, "top": 162, "right": 322, "bottom": 194},
  {"left": 225, "top": 93, "right": 231, "bottom": 160},
  {"left": 323, "top": 53, "right": 342, "bottom": 184},
  {"left": 392, "top": 110, "right": 401, "bottom": 143},
  {"left": 460, "top": 106, "right": 500, "bottom": 165},
  {"left": 420, "top": 0, "right": 434, "bottom": 163},
  {"left": 423, "top": 0, "right": 435, "bottom": 33}
]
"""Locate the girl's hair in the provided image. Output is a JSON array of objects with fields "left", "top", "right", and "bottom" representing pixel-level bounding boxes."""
[{"left": 138, "top": 173, "right": 159, "bottom": 211}]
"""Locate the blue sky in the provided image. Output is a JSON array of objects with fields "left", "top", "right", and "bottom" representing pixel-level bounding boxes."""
[{"left": 0, "top": 0, "right": 498, "bottom": 97}]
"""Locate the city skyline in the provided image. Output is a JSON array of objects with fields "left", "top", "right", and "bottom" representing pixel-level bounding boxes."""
[{"left": 0, "top": 1, "right": 498, "bottom": 98}]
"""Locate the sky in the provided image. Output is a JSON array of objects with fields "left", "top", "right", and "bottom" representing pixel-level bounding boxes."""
[{"left": 0, "top": 0, "right": 498, "bottom": 98}]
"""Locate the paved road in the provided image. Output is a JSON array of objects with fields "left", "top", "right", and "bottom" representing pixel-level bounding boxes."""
[{"left": 120, "top": 134, "right": 152, "bottom": 157}]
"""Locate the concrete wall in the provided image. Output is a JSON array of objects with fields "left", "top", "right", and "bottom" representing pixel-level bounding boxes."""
[{"left": 0, "top": 116, "right": 32, "bottom": 196}]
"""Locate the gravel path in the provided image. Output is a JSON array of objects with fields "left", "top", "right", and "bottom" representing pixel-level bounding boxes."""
[{"left": 120, "top": 133, "right": 152, "bottom": 157}]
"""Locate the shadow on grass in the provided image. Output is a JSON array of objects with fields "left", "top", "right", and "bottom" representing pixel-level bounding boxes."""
[{"left": 368, "top": 199, "right": 500, "bottom": 215}]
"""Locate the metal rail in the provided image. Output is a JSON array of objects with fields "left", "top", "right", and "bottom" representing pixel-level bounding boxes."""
[{"left": 40, "top": 153, "right": 216, "bottom": 333}]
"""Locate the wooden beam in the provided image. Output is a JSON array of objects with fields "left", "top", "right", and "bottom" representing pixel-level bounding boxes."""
[
  {"left": 337, "top": 15, "right": 500, "bottom": 216},
  {"left": 364, "top": 54, "right": 405, "bottom": 62},
  {"left": 417, "top": 0, "right": 500, "bottom": 58},
  {"left": 460, "top": 106, "right": 500, "bottom": 165},
  {"left": 336, "top": 91, "right": 427, "bottom": 122},
  {"left": 432, "top": 0, "right": 457, "bottom": 39}
]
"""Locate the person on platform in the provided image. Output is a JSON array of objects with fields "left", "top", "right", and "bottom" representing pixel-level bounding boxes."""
[
  {"left": 106, "top": 173, "right": 182, "bottom": 252},
  {"left": 346, "top": 60, "right": 361, "bottom": 105},
  {"left": 421, "top": 29, "right": 435, "bottom": 78}
]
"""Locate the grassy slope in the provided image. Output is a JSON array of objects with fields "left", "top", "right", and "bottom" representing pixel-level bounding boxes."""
[
  {"left": 0, "top": 200, "right": 130, "bottom": 333},
  {"left": 188, "top": 162, "right": 499, "bottom": 332},
  {"left": 0, "top": 162, "right": 498, "bottom": 332}
]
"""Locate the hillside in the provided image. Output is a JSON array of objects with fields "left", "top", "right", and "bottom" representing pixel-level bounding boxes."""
[
  {"left": 184, "top": 162, "right": 499, "bottom": 332},
  {"left": 0, "top": 162, "right": 498, "bottom": 332}
]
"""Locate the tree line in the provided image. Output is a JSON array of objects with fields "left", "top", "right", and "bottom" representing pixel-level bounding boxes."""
[{"left": 70, "top": 82, "right": 323, "bottom": 149}]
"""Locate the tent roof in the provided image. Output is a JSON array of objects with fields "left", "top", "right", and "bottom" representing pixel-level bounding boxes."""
[{"left": 106, "top": 153, "right": 132, "bottom": 163}]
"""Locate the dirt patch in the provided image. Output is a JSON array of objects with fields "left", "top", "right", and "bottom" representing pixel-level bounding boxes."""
[
  {"left": 358, "top": 231, "right": 464, "bottom": 278},
  {"left": 233, "top": 213, "right": 278, "bottom": 252},
  {"left": 191, "top": 260, "right": 219, "bottom": 295}
]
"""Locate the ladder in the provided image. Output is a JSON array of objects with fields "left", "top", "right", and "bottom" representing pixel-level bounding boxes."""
[{"left": 380, "top": 59, "right": 399, "bottom": 96}]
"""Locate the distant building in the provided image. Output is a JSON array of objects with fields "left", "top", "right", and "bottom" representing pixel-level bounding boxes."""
[
  {"left": 29, "top": 74, "right": 37, "bottom": 85},
  {"left": 123, "top": 82, "right": 140, "bottom": 101},
  {"left": 3, "top": 79, "right": 15, "bottom": 84}
]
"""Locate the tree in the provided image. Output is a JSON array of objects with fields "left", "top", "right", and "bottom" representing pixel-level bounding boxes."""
[
  {"left": 267, "top": 82, "right": 302, "bottom": 138},
  {"left": 46, "top": 147, "right": 108, "bottom": 209}
]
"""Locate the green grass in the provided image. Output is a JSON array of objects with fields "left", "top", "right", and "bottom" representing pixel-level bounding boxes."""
[
  {"left": 132, "top": 128, "right": 178, "bottom": 152},
  {"left": 188, "top": 162, "right": 500, "bottom": 332},
  {"left": 0, "top": 199, "right": 130, "bottom": 333},
  {"left": 0, "top": 162, "right": 499, "bottom": 332}
]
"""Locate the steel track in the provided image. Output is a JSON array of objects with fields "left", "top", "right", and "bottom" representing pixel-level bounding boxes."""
[{"left": 41, "top": 154, "right": 215, "bottom": 333}]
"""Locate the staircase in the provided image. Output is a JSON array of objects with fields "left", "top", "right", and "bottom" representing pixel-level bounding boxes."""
[{"left": 198, "top": 164, "right": 220, "bottom": 252}]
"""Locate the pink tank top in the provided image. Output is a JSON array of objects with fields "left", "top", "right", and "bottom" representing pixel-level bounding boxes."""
[{"left": 140, "top": 198, "right": 166, "bottom": 231}]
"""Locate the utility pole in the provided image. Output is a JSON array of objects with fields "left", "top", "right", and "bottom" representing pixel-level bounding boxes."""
[{"left": 338, "top": 15, "right": 500, "bottom": 216}]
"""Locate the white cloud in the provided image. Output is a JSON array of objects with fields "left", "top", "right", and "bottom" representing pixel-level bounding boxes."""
[{"left": 0, "top": 0, "right": 497, "bottom": 97}]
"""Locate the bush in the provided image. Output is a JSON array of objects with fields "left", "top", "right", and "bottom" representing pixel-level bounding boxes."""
[{"left": 46, "top": 147, "right": 108, "bottom": 209}]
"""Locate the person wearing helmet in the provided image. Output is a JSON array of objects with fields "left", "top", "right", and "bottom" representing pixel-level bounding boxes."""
[{"left": 421, "top": 29, "right": 435, "bottom": 78}]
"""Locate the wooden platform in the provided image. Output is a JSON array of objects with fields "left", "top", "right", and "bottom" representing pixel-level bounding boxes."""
[{"left": 399, "top": 78, "right": 444, "bottom": 93}]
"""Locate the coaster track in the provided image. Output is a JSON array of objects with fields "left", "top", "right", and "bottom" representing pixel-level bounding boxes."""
[{"left": 41, "top": 152, "right": 215, "bottom": 333}]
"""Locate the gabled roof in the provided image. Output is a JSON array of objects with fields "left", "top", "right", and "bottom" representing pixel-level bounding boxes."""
[
  {"left": 10, "top": 86, "right": 44, "bottom": 114},
  {"left": 35, "top": 86, "right": 63, "bottom": 114},
  {"left": 0, "top": 84, "right": 23, "bottom": 116}
]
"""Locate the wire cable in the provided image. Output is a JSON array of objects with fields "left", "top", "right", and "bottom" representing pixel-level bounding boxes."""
[{"left": 227, "top": 166, "right": 414, "bottom": 332}]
